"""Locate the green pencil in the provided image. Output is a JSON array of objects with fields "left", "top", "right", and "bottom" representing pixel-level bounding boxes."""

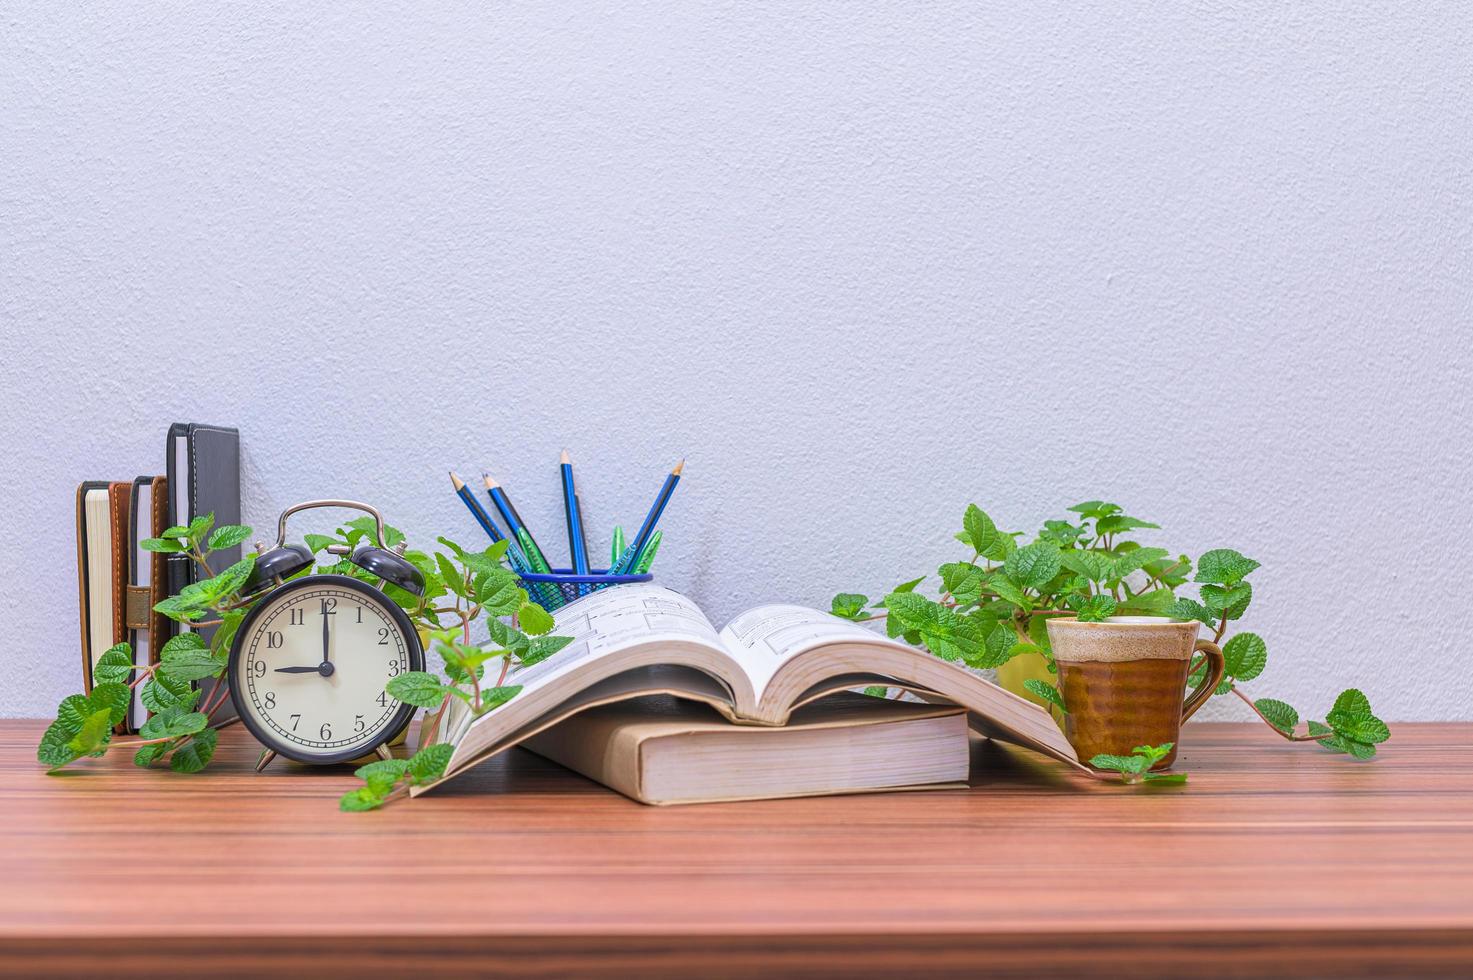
[
  {"left": 610, "top": 525, "right": 625, "bottom": 568},
  {"left": 633, "top": 530, "right": 662, "bottom": 574}
]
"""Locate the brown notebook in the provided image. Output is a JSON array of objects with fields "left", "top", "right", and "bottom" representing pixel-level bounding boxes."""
[
  {"left": 75, "top": 476, "right": 169, "bottom": 732},
  {"left": 521, "top": 692, "right": 971, "bottom": 805}
]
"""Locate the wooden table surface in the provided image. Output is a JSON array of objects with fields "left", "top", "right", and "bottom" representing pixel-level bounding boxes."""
[{"left": 2, "top": 719, "right": 1470, "bottom": 978}]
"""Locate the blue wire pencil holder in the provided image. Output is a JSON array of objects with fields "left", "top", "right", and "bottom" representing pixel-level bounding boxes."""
[{"left": 519, "top": 568, "right": 653, "bottom": 608}]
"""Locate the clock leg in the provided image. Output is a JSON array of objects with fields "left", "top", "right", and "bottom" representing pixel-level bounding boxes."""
[
  {"left": 254, "top": 749, "right": 277, "bottom": 773},
  {"left": 375, "top": 744, "right": 394, "bottom": 761}
]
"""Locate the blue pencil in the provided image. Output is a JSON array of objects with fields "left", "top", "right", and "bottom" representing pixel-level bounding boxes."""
[
  {"left": 480, "top": 470, "right": 565, "bottom": 609},
  {"left": 611, "top": 459, "right": 683, "bottom": 574},
  {"left": 450, "top": 471, "right": 561, "bottom": 610},
  {"left": 560, "top": 451, "right": 591, "bottom": 596}
]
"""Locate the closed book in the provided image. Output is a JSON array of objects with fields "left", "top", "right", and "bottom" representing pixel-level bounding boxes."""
[
  {"left": 164, "top": 422, "right": 241, "bottom": 719},
  {"left": 521, "top": 692, "right": 970, "bottom": 806}
]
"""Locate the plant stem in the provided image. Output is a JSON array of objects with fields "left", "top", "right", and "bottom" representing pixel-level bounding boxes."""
[{"left": 1228, "top": 684, "right": 1331, "bottom": 741}]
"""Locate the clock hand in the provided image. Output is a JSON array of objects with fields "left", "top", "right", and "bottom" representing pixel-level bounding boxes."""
[
  {"left": 321, "top": 608, "right": 331, "bottom": 668},
  {"left": 274, "top": 666, "right": 323, "bottom": 673}
]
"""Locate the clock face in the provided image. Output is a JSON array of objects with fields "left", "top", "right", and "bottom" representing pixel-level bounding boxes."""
[{"left": 231, "top": 575, "right": 420, "bottom": 762}]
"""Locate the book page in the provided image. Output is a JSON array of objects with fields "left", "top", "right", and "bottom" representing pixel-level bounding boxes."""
[
  {"left": 437, "top": 583, "right": 741, "bottom": 749},
  {"left": 719, "top": 604, "right": 905, "bottom": 701}
]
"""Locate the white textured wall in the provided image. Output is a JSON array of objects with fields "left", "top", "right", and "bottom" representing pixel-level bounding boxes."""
[{"left": 3, "top": 3, "right": 1470, "bottom": 721}]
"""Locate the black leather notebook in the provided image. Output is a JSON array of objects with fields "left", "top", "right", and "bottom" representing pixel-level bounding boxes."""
[{"left": 164, "top": 423, "right": 242, "bottom": 720}]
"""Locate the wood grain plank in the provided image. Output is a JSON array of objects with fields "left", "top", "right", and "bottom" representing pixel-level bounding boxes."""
[{"left": 1, "top": 720, "right": 1470, "bottom": 976}]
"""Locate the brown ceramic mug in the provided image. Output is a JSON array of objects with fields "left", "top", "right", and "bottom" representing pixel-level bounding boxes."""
[{"left": 1045, "top": 616, "right": 1225, "bottom": 770}]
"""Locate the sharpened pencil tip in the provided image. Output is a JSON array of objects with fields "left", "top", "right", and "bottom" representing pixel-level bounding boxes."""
[
  {"left": 482, "top": 471, "right": 499, "bottom": 489},
  {"left": 449, "top": 471, "right": 465, "bottom": 490},
  {"left": 672, "top": 459, "right": 685, "bottom": 476},
  {"left": 560, "top": 449, "right": 571, "bottom": 465}
]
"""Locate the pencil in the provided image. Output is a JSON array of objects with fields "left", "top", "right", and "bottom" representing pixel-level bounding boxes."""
[
  {"left": 611, "top": 459, "right": 683, "bottom": 574},
  {"left": 574, "top": 489, "right": 595, "bottom": 594},
  {"left": 610, "top": 525, "right": 625, "bottom": 568},
  {"left": 560, "top": 451, "right": 591, "bottom": 596},
  {"left": 464, "top": 471, "right": 563, "bottom": 611},
  {"left": 633, "top": 530, "right": 662, "bottom": 574},
  {"left": 482, "top": 473, "right": 555, "bottom": 574},
  {"left": 450, "top": 471, "right": 506, "bottom": 544}
]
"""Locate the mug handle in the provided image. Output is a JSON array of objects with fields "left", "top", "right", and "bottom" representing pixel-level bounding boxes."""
[{"left": 1181, "top": 639, "right": 1225, "bottom": 722}]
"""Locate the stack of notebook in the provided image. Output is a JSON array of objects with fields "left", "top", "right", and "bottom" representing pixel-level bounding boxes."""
[
  {"left": 413, "top": 584, "right": 1086, "bottom": 805},
  {"left": 75, "top": 423, "right": 240, "bottom": 733}
]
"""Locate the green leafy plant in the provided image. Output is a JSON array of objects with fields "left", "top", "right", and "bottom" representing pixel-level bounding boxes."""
[
  {"left": 37, "top": 513, "right": 254, "bottom": 773},
  {"left": 1090, "top": 743, "right": 1187, "bottom": 784},
  {"left": 1169, "top": 549, "right": 1389, "bottom": 759},
  {"left": 329, "top": 529, "right": 573, "bottom": 810},
  {"left": 840, "top": 502, "right": 1389, "bottom": 762},
  {"left": 38, "top": 512, "right": 573, "bottom": 804}
]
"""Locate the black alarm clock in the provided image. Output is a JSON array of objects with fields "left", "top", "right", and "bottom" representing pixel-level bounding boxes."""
[{"left": 231, "top": 500, "right": 426, "bottom": 770}]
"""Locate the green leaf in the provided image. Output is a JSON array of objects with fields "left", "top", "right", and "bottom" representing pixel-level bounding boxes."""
[
  {"left": 153, "top": 595, "right": 205, "bottom": 623},
  {"left": 201, "top": 555, "right": 256, "bottom": 601},
  {"left": 1118, "top": 588, "right": 1176, "bottom": 615},
  {"left": 1223, "top": 632, "right": 1268, "bottom": 682},
  {"left": 863, "top": 686, "right": 889, "bottom": 698},
  {"left": 55, "top": 694, "right": 94, "bottom": 734},
  {"left": 516, "top": 600, "right": 555, "bottom": 636},
  {"left": 939, "top": 562, "right": 986, "bottom": 604},
  {"left": 161, "top": 632, "right": 207, "bottom": 656},
  {"left": 159, "top": 646, "right": 226, "bottom": 683},
  {"left": 1326, "top": 689, "right": 1390, "bottom": 745},
  {"left": 1039, "top": 520, "right": 1086, "bottom": 546},
  {"left": 1201, "top": 582, "right": 1252, "bottom": 614},
  {"left": 1057, "top": 550, "right": 1114, "bottom": 583},
  {"left": 1068, "top": 501, "right": 1120, "bottom": 519},
  {"left": 1141, "top": 771, "right": 1189, "bottom": 784},
  {"left": 1027, "top": 615, "right": 1052, "bottom": 653},
  {"left": 89, "top": 682, "right": 130, "bottom": 726},
  {"left": 93, "top": 644, "right": 135, "bottom": 685},
  {"left": 1089, "top": 753, "right": 1147, "bottom": 775},
  {"left": 962, "top": 504, "right": 998, "bottom": 554},
  {"left": 339, "top": 787, "right": 388, "bottom": 812},
  {"left": 185, "top": 513, "right": 215, "bottom": 547},
  {"left": 37, "top": 719, "right": 83, "bottom": 768},
  {"left": 355, "top": 758, "right": 411, "bottom": 795},
  {"left": 67, "top": 709, "right": 114, "bottom": 756},
  {"left": 1023, "top": 678, "right": 1068, "bottom": 713},
  {"left": 141, "top": 672, "right": 200, "bottom": 714},
  {"left": 973, "top": 623, "right": 1021, "bottom": 669},
  {"left": 1095, "top": 515, "right": 1160, "bottom": 535},
  {"left": 304, "top": 533, "right": 338, "bottom": 554},
  {"left": 140, "top": 706, "right": 208, "bottom": 739},
  {"left": 474, "top": 685, "right": 523, "bottom": 714},
  {"left": 890, "top": 577, "right": 925, "bottom": 594},
  {"left": 355, "top": 758, "right": 411, "bottom": 781},
  {"left": 830, "top": 593, "right": 870, "bottom": 620},
  {"left": 161, "top": 524, "right": 191, "bottom": 539},
  {"left": 168, "top": 728, "right": 218, "bottom": 772},
  {"left": 133, "top": 742, "right": 169, "bottom": 768},
  {"left": 1195, "top": 549, "right": 1260, "bottom": 586},
  {"left": 1166, "top": 598, "right": 1215, "bottom": 624},
  {"left": 1132, "top": 743, "right": 1174, "bottom": 767},
  {"left": 1108, "top": 547, "right": 1170, "bottom": 580},
  {"left": 436, "top": 553, "right": 466, "bottom": 598},
  {"left": 407, "top": 742, "right": 455, "bottom": 783},
  {"left": 1004, "top": 542, "right": 1062, "bottom": 590},
  {"left": 141, "top": 537, "right": 187, "bottom": 553},
  {"left": 476, "top": 575, "right": 524, "bottom": 615},
  {"left": 1070, "top": 594, "right": 1118, "bottom": 623},
  {"left": 520, "top": 635, "right": 574, "bottom": 667},
  {"left": 1254, "top": 698, "right": 1299, "bottom": 733},
  {"left": 206, "top": 525, "right": 252, "bottom": 552},
  {"left": 385, "top": 672, "right": 450, "bottom": 709},
  {"left": 986, "top": 573, "right": 1033, "bottom": 612}
]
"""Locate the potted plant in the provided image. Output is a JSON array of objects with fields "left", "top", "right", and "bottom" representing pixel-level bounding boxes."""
[{"left": 833, "top": 501, "right": 1389, "bottom": 772}]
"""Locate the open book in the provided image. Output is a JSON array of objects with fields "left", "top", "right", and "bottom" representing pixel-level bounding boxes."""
[{"left": 414, "top": 583, "right": 1084, "bottom": 794}]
